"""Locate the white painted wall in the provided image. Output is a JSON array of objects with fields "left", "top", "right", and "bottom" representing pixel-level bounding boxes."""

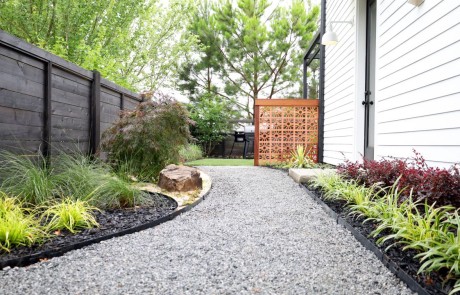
[
  {"left": 323, "top": 0, "right": 460, "bottom": 168},
  {"left": 323, "top": 0, "right": 359, "bottom": 165},
  {"left": 375, "top": 0, "right": 460, "bottom": 167}
]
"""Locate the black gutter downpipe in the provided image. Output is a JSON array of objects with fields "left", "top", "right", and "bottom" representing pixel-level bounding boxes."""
[
  {"left": 318, "top": 0, "right": 326, "bottom": 164},
  {"left": 303, "top": 58, "right": 308, "bottom": 98}
]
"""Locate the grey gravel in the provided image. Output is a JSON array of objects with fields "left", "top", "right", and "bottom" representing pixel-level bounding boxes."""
[{"left": 0, "top": 167, "right": 414, "bottom": 295}]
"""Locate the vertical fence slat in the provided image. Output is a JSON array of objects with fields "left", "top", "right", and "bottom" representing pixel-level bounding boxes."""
[
  {"left": 120, "top": 92, "right": 125, "bottom": 113},
  {"left": 42, "top": 61, "right": 52, "bottom": 158},
  {"left": 90, "top": 71, "right": 101, "bottom": 155}
]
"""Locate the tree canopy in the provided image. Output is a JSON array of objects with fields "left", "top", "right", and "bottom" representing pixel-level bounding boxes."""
[
  {"left": 0, "top": 0, "right": 198, "bottom": 91},
  {"left": 178, "top": 0, "right": 319, "bottom": 118}
]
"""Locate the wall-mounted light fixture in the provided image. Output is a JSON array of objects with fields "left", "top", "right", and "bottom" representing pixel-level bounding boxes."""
[
  {"left": 321, "top": 20, "right": 354, "bottom": 46},
  {"left": 407, "top": 0, "right": 424, "bottom": 6}
]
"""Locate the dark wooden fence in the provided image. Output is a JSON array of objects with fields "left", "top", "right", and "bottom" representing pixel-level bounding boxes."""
[{"left": 0, "top": 30, "right": 142, "bottom": 156}]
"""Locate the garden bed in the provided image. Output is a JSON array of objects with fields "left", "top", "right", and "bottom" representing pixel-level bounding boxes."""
[
  {"left": 0, "top": 192, "right": 177, "bottom": 269},
  {"left": 303, "top": 184, "right": 451, "bottom": 295}
]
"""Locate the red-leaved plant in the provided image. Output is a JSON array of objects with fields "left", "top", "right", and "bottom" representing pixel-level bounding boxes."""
[{"left": 337, "top": 150, "right": 460, "bottom": 207}]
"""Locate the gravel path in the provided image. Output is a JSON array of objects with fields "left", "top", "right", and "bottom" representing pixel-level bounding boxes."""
[{"left": 1, "top": 167, "right": 413, "bottom": 295}]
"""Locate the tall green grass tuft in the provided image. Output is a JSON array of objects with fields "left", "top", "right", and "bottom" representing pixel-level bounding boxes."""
[
  {"left": 0, "top": 151, "right": 56, "bottom": 205},
  {"left": 53, "top": 153, "right": 147, "bottom": 209},
  {"left": 92, "top": 175, "right": 148, "bottom": 208}
]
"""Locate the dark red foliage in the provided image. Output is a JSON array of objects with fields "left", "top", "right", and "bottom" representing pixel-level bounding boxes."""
[{"left": 337, "top": 150, "right": 460, "bottom": 208}]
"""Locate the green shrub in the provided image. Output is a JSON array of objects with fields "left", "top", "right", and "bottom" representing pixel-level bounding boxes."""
[
  {"left": 0, "top": 151, "right": 56, "bottom": 205},
  {"left": 0, "top": 196, "right": 45, "bottom": 252},
  {"left": 179, "top": 144, "right": 203, "bottom": 163},
  {"left": 188, "top": 94, "right": 237, "bottom": 156},
  {"left": 43, "top": 198, "right": 99, "bottom": 233},
  {"left": 102, "top": 97, "right": 192, "bottom": 181}
]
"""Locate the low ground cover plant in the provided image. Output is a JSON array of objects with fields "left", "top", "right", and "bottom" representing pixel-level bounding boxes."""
[
  {"left": 310, "top": 173, "right": 460, "bottom": 294},
  {"left": 337, "top": 150, "right": 460, "bottom": 207},
  {"left": 102, "top": 96, "right": 192, "bottom": 181}
]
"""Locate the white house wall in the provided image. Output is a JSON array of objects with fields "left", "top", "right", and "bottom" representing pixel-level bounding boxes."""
[
  {"left": 375, "top": 0, "right": 460, "bottom": 168},
  {"left": 323, "top": 0, "right": 357, "bottom": 165},
  {"left": 323, "top": 0, "right": 460, "bottom": 168}
]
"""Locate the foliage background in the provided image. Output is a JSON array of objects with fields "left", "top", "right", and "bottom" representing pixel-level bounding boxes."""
[{"left": 0, "top": 0, "right": 198, "bottom": 91}]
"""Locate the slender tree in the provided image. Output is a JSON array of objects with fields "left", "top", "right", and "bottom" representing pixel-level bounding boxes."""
[{"left": 211, "top": 0, "right": 319, "bottom": 118}]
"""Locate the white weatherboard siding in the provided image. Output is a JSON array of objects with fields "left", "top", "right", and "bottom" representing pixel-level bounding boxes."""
[
  {"left": 323, "top": 0, "right": 358, "bottom": 165},
  {"left": 375, "top": 0, "right": 460, "bottom": 168},
  {"left": 322, "top": 0, "right": 460, "bottom": 168}
]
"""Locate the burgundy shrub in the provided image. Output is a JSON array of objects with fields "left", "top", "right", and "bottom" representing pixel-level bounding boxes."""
[{"left": 337, "top": 150, "right": 460, "bottom": 208}]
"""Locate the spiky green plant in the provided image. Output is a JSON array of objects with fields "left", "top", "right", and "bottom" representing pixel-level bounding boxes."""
[
  {"left": 0, "top": 196, "right": 45, "bottom": 252},
  {"left": 284, "top": 145, "right": 315, "bottom": 168},
  {"left": 43, "top": 198, "right": 99, "bottom": 233}
]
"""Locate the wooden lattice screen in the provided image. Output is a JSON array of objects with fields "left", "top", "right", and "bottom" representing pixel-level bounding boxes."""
[{"left": 254, "top": 99, "right": 319, "bottom": 166}]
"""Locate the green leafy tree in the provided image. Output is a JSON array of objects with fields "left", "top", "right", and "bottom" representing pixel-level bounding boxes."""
[
  {"left": 189, "top": 94, "right": 237, "bottom": 156},
  {"left": 200, "top": 0, "right": 319, "bottom": 118},
  {"left": 0, "top": 0, "right": 198, "bottom": 91}
]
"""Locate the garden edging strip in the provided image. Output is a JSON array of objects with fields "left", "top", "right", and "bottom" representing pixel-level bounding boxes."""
[
  {"left": 300, "top": 184, "right": 430, "bottom": 295},
  {"left": 0, "top": 170, "right": 212, "bottom": 270}
]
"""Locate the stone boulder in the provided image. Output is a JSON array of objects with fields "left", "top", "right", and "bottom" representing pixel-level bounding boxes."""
[{"left": 158, "top": 164, "right": 202, "bottom": 192}]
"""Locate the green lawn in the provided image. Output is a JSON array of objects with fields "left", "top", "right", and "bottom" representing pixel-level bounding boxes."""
[{"left": 185, "top": 158, "right": 254, "bottom": 166}]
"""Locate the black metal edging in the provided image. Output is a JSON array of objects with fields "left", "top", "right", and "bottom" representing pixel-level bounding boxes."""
[
  {"left": 300, "top": 185, "right": 430, "bottom": 295},
  {"left": 0, "top": 185, "right": 211, "bottom": 270}
]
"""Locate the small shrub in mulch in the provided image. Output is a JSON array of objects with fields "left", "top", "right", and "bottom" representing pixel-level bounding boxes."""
[{"left": 337, "top": 150, "right": 460, "bottom": 208}]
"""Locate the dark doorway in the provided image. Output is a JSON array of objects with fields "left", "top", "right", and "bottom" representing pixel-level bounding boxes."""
[{"left": 364, "top": 0, "right": 376, "bottom": 160}]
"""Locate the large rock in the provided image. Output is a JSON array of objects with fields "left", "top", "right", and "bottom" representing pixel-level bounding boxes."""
[{"left": 158, "top": 164, "right": 203, "bottom": 192}]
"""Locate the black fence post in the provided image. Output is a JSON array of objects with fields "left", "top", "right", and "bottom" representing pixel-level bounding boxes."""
[
  {"left": 90, "top": 71, "right": 101, "bottom": 155},
  {"left": 120, "top": 92, "right": 124, "bottom": 114},
  {"left": 42, "top": 61, "right": 52, "bottom": 161}
]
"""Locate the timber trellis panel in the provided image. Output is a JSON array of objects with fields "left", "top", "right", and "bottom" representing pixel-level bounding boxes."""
[
  {"left": 0, "top": 30, "right": 142, "bottom": 156},
  {"left": 254, "top": 99, "right": 319, "bottom": 166}
]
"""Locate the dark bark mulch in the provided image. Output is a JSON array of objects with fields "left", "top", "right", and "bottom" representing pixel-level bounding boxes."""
[
  {"left": 304, "top": 184, "right": 453, "bottom": 295},
  {"left": 0, "top": 192, "right": 177, "bottom": 266}
]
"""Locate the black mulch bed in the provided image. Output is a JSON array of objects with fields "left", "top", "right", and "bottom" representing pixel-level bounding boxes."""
[
  {"left": 303, "top": 184, "right": 453, "bottom": 295},
  {"left": 0, "top": 192, "right": 177, "bottom": 268}
]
